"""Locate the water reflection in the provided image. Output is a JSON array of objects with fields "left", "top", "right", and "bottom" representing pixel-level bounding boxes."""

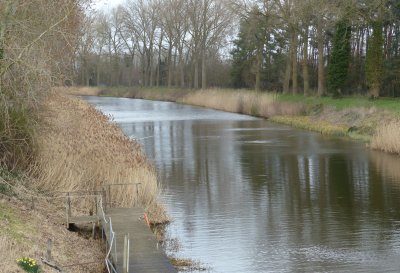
[{"left": 86, "top": 96, "right": 400, "bottom": 273}]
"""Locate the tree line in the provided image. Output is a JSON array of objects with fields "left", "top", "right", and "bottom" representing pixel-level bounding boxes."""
[
  {"left": 76, "top": 0, "right": 400, "bottom": 97},
  {"left": 78, "top": 0, "right": 233, "bottom": 89}
]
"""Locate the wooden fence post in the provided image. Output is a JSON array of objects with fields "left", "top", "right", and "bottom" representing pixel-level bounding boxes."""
[{"left": 46, "top": 239, "right": 52, "bottom": 261}]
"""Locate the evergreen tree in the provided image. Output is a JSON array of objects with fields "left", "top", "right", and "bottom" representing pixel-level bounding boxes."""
[
  {"left": 230, "top": 25, "right": 254, "bottom": 88},
  {"left": 327, "top": 20, "right": 351, "bottom": 96},
  {"left": 365, "top": 20, "right": 384, "bottom": 98},
  {"left": 230, "top": 7, "right": 268, "bottom": 90}
]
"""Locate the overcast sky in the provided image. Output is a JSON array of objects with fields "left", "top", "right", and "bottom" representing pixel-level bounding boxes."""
[{"left": 94, "top": 0, "right": 124, "bottom": 10}]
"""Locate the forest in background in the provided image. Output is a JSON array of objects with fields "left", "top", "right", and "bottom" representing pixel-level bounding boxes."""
[{"left": 75, "top": 0, "right": 400, "bottom": 98}]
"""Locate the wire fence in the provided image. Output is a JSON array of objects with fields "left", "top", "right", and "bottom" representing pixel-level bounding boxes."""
[{"left": 98, "top": 197, "right": 118, "bottom": 273}]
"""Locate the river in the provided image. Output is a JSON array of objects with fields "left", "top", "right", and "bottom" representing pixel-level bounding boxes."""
[{"left": 86, "top": 96, "right": 400, "bottom": 273}]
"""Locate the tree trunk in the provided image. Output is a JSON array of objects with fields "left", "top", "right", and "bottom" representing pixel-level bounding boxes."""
[
  {"left": 167, "top": 42, "right": 173, "bottom": 87},
  {"left": 317, "top": 16, "right": 325, "bottom": 96},
  {"left": 283, "top": 53, "right": 291, "bottom": 94},
  {"left": 149, "top": 53, "right": 154, "bottom": 87},
  {"left": 201, "top": 50, "right": 206, "bottom": 89},
  {"left": 157, "top": 35, "right": 163, "bottom": 87},
  {"left": 255, "top": 47, "right": 262, "bottom": 91},
  {"left": 179, "top": 48, "right": 185, "bottom": 88},
  {"left": 292, "top": 30, "right": 298, "bottom": 94},
  {"left": 194, "top": 57, "right": 199, "bottom": 89},
  {"left": 303, "top": 26, "right": 310, "bottom": 96},
  {"left": 371, "top": 84, "right": 380, "bottom": 98}
]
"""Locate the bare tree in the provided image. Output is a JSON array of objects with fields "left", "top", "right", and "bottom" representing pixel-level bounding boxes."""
[{"left": 188, "top": 0, "right": 232, "bottom": 89}]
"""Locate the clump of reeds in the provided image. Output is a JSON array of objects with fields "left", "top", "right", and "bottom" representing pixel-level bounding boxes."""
[
  {"left": 180, "top": 88, "right": 305, "bottom": 117},
  {"left": 31, "top": 93, "right": 167, "bottom": 223},
  {"left": 370, "top": 121, "right": 400, "bottom": 154},
  {"left": 54, "top": 86, "right": 102, "bottom": 96}
]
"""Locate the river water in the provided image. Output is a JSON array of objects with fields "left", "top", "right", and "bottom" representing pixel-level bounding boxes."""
[{"left": 86, "top": 96, "right": 400, "bottom": 273}]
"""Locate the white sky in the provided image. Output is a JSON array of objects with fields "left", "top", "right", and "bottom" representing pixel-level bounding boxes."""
[{"left": 94, "top": 0, "right": 125, "bottom": 10}]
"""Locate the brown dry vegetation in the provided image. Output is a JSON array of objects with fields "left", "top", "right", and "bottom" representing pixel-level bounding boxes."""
[
  {"left": 371, "top": 120, "right": 400, "bottom": 154},
  {"left": 180, "top": 88, "right": 305, "bottom": 117},
  {"left": 31, "top": 92, "right": 167, "bottom": 223}
]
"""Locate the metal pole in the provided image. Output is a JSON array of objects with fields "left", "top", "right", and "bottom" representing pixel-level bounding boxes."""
[
  {"left": 67, "top": 192, "right": 71, "bottom": 217},
  {"left": 127, "top": 233, "right": 130, "bottom": 271},
  {"left": 108, "top": 185, "right": 111, "bottom": 208},
  {"left": 123, "top": 234, "right": 129, "bottom": 273},
  {"left": 114, "top": 231, "right": 117, "bottom": 263},
  {"left": 95, "top": 195, "right": 99, "bottom": 215},
  {"left": 123, "top": 235, "right": 127, "bottom": 273}
]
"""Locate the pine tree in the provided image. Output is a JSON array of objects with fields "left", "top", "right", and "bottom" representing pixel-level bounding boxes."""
[
  {"left": 230, "top": 22, "right": 254, "bottom": 88},
  {"left": 327, "top": 20, "right": 351, "bottom": 96},
  {"left": 365, "top": 20, "right": 384, "bottom": 98}
]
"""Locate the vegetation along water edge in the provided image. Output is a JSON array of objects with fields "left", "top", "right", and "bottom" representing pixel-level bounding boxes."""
[{"left": 65, "top": 86, "right": 400, "bottom": 156}]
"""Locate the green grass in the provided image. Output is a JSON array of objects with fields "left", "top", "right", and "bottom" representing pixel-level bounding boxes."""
[
  {"left": 0, "top": 204, "right": 35, "bottom": 245},
  {"left": 276, "top": 94, "right": 400, "bottom": 113}
]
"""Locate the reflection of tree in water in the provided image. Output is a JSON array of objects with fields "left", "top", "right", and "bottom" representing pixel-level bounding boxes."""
[
  {"left": 327, "top": 154, "right": 355, "bottom": 214},
  {"left": 368, "top": 150, "right": 400, "bottom": 218}
]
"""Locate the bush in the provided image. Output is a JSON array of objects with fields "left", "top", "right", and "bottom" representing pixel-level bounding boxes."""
[{"left": 0, "top": 106, "right": 36, "bottom": 170}]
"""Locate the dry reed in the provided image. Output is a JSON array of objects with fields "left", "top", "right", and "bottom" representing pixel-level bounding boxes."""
[
  {"left": 55, "top": 86, "right": 102, "bottom": 96},
  {"left": 31, "top": 93, "right": 167, "bottom": 223},
  {"left": 370, "top": 121, "right": 400, "bottom": 154},
  {"left": 180, "top": 88, "right": 305, "bottom": 117}
]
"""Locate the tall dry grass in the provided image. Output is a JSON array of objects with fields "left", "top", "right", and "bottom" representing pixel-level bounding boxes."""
[
  {"left": 55, "top": 86, "right": 102, "bottom": 96},
  {"left": 370, "top": 121, "right": 400, "bottom": 154},
  {"left": 31, "top": 93, "right": 166, "bottom": 222},
  {"left": 180, "top": 88, "right": 305, "bottom": 117}
]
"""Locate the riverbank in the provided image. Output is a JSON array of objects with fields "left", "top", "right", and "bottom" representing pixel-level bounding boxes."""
[
  {"left": 0, "top": 92, "right": 168, "bottom": 272},
  {"left": 33, "top": 93, "right": 167, "bottom": 222},
  {"left": 64, "top": 86, "right": 400, "bottom": 155}
]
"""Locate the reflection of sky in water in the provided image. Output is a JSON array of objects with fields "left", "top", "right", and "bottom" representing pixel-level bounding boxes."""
[{"left": 86, "top": 96, "right": 400, "bottom": 273}]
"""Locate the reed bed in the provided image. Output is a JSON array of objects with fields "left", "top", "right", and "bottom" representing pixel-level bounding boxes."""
[
  {"left": 56, "top": 86, "right": 102, "bottom": 96},
  {"left": 370, "top": 121, "right": 400, "bottom": 154},
  {"left": 180, "top": 88, "right": 305, "bottom": 117},
  {"left": 32, "top": 93, "right": 167, "bottom": 223}
]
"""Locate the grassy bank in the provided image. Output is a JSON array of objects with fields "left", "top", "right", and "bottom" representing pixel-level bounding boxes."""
[{"left": 63, "top": 86, "right": 400, "bottom": 155}]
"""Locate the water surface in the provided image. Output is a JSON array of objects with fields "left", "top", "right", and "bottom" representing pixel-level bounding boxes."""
[{"left": 86, "top": 96, "right": 400, "bottom": 273}]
